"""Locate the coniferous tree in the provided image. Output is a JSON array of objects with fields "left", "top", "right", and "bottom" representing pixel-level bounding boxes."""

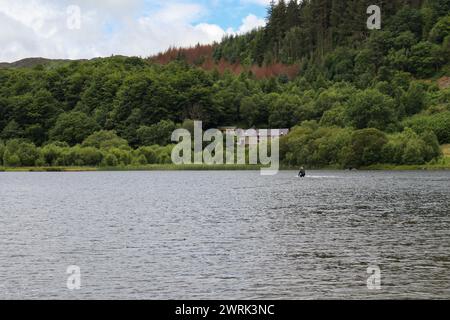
[{"left": 286, "top": 0, "right": 302, "bottom": 30}]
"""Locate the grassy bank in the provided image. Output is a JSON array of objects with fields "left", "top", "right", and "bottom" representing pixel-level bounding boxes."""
[
  {"left": 442, "top": 144, "right": 450, "bottom": 157},
  {"left": 361, "top": 162, "right": 450, "bottom": 170},
  {"left": 1, "top": 162, "right": 450, "bottom": 172},
  {"left": 362, "top": 147, "right": 450, "bottom": 170},
  {"left": 0, "top": 166, "right": 98, "bottom": 172},
  {"left": 0, "top": 164, "right": 264, "bottom": 172}
]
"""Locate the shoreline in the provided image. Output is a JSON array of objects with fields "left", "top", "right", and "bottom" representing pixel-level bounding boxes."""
[{"left": 1, "top": 163, "right": 450, "bottom": 172}]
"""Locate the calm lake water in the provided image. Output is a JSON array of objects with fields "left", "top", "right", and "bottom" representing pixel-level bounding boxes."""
[{"left": 0, "top": 170, "right": 449, "bottom": 299}]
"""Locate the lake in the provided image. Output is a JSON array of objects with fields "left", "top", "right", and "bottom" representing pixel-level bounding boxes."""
[{"left": 0, "top": 170, "right": 449, "bottom": 299}]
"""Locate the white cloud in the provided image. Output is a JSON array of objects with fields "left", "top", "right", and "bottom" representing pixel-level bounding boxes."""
[
  {"left": 0, "top": 0, "right": 266, "bottom": 62},
  {"left": 237, "top": 14, "right": 266, "bottom": 34},
  {"left": 240, "top": 0, "right": 272, "bottom": 6}
]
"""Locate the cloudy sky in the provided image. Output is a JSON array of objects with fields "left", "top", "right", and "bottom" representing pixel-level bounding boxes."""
[{"left": 0, "top": 0, "right": 272, "bottom": 62}]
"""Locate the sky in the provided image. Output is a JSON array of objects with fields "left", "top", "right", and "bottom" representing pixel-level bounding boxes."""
[{"left": 0, "top": 0, "right": 272, "bottom": 62}]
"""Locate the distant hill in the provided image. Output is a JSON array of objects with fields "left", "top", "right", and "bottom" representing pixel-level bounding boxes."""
[{"left": 0, "top": 57, "right": 81, "bottom": 69}]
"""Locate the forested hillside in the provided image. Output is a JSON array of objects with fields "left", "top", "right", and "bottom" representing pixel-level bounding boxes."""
[{"left": 0, "top": 0, "right": 449, "bottom": 169}]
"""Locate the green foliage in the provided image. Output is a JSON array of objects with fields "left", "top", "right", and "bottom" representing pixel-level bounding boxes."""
[
  {"left": 408, "top": 41, "right": 447, "bottom": 77},
  {"left": 345, "top": 128, "right": 389, "bottom": 167},
  {"left": 214, "top": 0, "right": 439, "bottom": 72},
  {"left": 1, "top": 120, "right": 23, "bottom": 140},
  {"left": 314, "top": 83, "right": 358, "bottom": 117},
  {"left": 382, "top": 128, "right": 441, "bottom": 164},
  {"left": 136, "top": 146, "right": 158, "bottom": 164},
  {"left": 40, "top": 143, "right": 67, "bottom": 166},
  {"left": 240, "top": 94, "right": 270, "bottom": 127},
  {"left": 268, "top": 93, "right": 301, "bottom": 128},
  {"left": 3, "top": 150, "right": 21, "bottom": 167},
  {"left": 2, "top": 139, "right": 39, "bottom": 166},
  {"left": 429, "top": 14, "right": 450, "bottom": 43},
  {"left": 50, "top": 111, "right": 100, "bottom": 145},
  {"left": 132, "top": 154, "right": 148, "bottom": 166},
  {"left": 0, "top": 140, "right": 5, "bottom": 166},
  {"left": 281, "top": 123, "right": 441, "bottom": 168},
  {"left": 73, "top": 147, "right": 104, "bottom": 166},
  {"left": 137, "top": 120, "right": 177, "bottom": 146},
  {"left": 180, "top": 119, "right": 196, "bottom": 135},
  {"left": 82, "top": 130, "right": 129, "bottom": 150},
  {"left": 102, "top": 153, "right": 119, "bottom": 167},
  {"left": 320, "top": 105, "right": 346, "bottom": 127},
  {"left": 344, "top": 89, "right": 397, "bottom": 130},
  {"left": 107, "top": 148, "right": 132, "bottom": 166},
  {"left": 388, "top": 7, "right": 424, "bottom": 37},
  {"left": 14, "top": 141, "right": 40, "bottom": 166},
  {"left": 403, "top": 111, "right": 450, "bottom": 143},
  {"left": 401, "top": 81, "right": 426, "bottom": 116}
]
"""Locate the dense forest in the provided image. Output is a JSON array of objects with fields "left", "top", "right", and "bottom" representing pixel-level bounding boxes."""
[{"left": 0, "top": 0, "right": 449, "bottom": 168}]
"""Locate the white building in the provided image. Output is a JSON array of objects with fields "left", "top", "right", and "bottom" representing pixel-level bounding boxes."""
[{"left": 219, "top": 127, "right": 290, "bottom": 146}]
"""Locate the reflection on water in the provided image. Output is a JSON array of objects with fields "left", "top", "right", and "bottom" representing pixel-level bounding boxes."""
[{"left": 0, "top": 170, "right": 449, "bottom": 299}]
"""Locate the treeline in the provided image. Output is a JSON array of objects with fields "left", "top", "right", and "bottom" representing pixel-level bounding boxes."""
[
  {"left": 0, "top": 129, "right": 277, "bottom": 168},
  {"left": 0, "top": 57, "right": 249, "bottom": 146},
  {"left": 0, "top": 131, "right": 172, "bottom": 167},
  {"left": 0, "top": 123, "right": 444, "bottom": 168},
  {"left": 214, "top": 0, "right": 449, "bottom": 75},
  {"left": 281, "top": 122, "right": 442, "bottom": 168}
]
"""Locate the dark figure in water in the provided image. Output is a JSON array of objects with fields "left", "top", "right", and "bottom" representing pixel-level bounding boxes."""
[{"left": 298, "top": 167, "right": 306, "bottom": 178}]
